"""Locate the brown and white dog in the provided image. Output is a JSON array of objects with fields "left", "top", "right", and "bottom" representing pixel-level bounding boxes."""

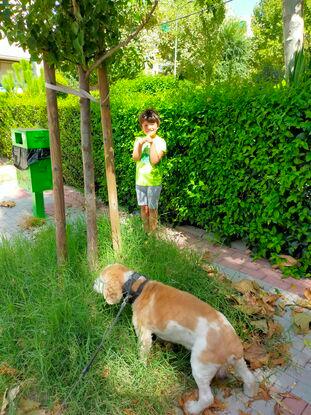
[{"left": 94, "top": 264, "right": 258, "bottom": 415}]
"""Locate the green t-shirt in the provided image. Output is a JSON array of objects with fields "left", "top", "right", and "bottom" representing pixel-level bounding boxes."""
[{"left": 134, "top": 136, "right": 167, "bottom": 186}]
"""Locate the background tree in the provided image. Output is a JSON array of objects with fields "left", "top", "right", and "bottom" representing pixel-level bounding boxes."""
[
  {"left": 156, "top": 0, "right": 226, "bottom": 83},
  {"left": 251, "top": 0, "right": 311, "bottom": 82},
  {"left": 214, "top": 19, "right": 253, "bottom": 83},
  {"left": 140, "top": 0, "right": 251, "bottom": 84}
]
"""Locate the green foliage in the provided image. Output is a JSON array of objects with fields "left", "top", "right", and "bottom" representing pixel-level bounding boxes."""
[
  {"left": 108, "top": 41, "right": 145, "bottom": 82},
  {"left": 215, "top": 19, "right": 253, "bottom": 83},
  {"left": 151, "top": 1, "right": 251, "bottom": 84},
  {"left": 0, "top": 76, "right": 310, "bottom": 277},
  {"left": 251, "top": 0, "right": 311, "bottom": 82},
  {"left": 1, "top": 59, "right": 45, "bottom": 95},
  {"left": 0, "top": 218, "right": 252, "bottom": 413},
  {"left": 156, "top": 0, "right": 226, "bottom": 83}
]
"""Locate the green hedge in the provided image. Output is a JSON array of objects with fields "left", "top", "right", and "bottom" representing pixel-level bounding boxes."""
[{"left": 0, "top": 76, "right": 310, "bottom": 277}]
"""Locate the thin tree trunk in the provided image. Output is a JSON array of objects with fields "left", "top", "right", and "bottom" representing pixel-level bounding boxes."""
[
  {"left": 78, "top": 65, "right": 98, "bottom": 269},
  {"left": 98, "top": 64, "right": 121, "bottom": 252},
  {"left": 43, "top": 60, "right": 67, "bottom": 265},
  {"left": 283, "top": 0, "right": 304, "bottom": 80}
]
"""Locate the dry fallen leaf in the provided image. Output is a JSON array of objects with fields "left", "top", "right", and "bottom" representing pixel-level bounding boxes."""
[
  {"left": 239, "top": 411, "right": 251, "bottom": 415},
  {"left": 278, "top": 254, "right": 298, "bottom": 267},
  {"left": 304, "top": 288, "right": 311, "bottom": 302},
  {"left": 202, "top": 398, "right": 227, "bottom": 414},
  {"left": 295, "top": 297, "right": 311, "bottom": 310},
  {"left": 100, "top": 367, "right": 110, "bottom": 378},
  {"left": 251, "top": 319, "right": 268, "bottom": 333},
  {"left": 17, "top": 398, "right": 40, "bottom": 413},
  {"left": 268, "top": 343, "right": 290, "bottom": 368},
  {"left": 243, "top": 342, "right": 269, "bottom": 369},
  {"left": 267, "top": 321, "right": 283, "bottom": 339},
  {"left": 0, "top": 363, "right": 18, "bottom": 376},
  {"left": 233, "top": 280, "right": 260, "bottom": 294},
  {"left": 123, "top": 409, "right": 136, "bottom": 415},
  {"left": 0, "top": 201, "right": 16, "bottom": 208},
  {"left": 292, "top": 310, "right": 311, "bottom": 334},
  {"left": 48, "top": 402, "right": 64, "bottom": 415},
  {"left": 202, "top": 251, "right": 213, "bottom": 261},
  {"left": 19, "top": 216, "right": 46, "bottom": 230}
]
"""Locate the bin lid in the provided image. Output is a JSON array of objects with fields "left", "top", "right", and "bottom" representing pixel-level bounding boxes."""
[{"left": 11, "top": 128, "right": 50, "bottom": 149}]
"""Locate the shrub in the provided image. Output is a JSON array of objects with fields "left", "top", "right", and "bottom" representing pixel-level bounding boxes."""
[{"left": 0, "top": 76, "right": 310, "bottom": 277}]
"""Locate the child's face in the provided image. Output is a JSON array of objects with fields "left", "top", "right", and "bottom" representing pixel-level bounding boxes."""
[{"left": 141, "top": 121, "right": 159, "bottom": 137}]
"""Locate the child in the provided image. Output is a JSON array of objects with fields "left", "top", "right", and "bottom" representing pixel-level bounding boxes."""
[{"left": 132, "top": 109, "right": 167, "bottom": 232}]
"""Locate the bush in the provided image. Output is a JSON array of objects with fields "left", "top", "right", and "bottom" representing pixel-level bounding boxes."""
[{"left": 0, "top": 76, "right": 310, "bottom": 277}]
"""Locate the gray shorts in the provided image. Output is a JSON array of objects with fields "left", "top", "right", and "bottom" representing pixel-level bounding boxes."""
[{"left": 136, "top": 185, "right": 162, "bottom": 209}]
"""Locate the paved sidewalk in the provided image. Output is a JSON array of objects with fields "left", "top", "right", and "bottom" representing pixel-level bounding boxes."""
[{"left": 1, "top": 162, "right": 310, "bottom": 415}]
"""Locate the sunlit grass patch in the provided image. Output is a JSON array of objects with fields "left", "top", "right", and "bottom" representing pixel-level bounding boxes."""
[{"left": 0, "top": 216, "right": 256, "bottom": 414}]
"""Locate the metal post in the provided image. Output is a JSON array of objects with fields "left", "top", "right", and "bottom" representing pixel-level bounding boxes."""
[
  {"left": 174, "top": 19, "right": 178, "bottom": 77},
  {"left": 32, "top": 192, "right": 45, "bottom": 218}
]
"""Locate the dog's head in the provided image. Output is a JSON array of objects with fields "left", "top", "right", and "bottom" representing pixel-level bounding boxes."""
[{"left": 93, "top": 263, "right": 131, "bottom": 304}]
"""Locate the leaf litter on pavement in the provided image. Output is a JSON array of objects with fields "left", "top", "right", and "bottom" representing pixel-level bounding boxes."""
[{"left": 190, "top": 259, "right": 310, "bottom": 413}]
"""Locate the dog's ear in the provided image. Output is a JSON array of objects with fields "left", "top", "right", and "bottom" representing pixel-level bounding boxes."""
[{"left": 103, "top": 277, "right": 123, "bottom": 304}]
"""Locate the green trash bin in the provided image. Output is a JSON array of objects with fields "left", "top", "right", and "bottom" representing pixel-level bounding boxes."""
[{"left": 11, "top": 128, "right": 53, "bottom": 218}]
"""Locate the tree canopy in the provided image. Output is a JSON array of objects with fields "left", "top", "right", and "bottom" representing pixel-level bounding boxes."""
[{"left": 251, "top": 0, "right": 311, "bottom": 81}]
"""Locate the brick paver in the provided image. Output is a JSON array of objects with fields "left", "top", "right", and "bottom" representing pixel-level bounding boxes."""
[
  {"left": 282, "top": 395, "right": 308, "bottom": 415},
  {"left": 174, "top": 225, "right": 311, "bottom": 297}
]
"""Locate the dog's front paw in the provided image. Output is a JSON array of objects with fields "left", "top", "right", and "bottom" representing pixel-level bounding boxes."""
[
  {"left": 184, "top": 399, "right": 202, "bottom": 415},
  {"left": 244, "top": 379, "right": 259, "bottom": 398}
]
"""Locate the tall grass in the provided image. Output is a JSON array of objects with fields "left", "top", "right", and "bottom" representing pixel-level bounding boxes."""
[{"left": 0, "top": 216, "right": 252, "bottom": 414}]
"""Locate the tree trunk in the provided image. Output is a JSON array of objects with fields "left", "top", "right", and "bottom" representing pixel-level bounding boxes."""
[
  {"left": 78, "top": 65, "right": 98, "bottom": 269},
  {"left": 97, "top": 64, "right": 121, "bottom": 252},
  {"left": 283, "top": 0, "right": 304, "bottom": 80},
  {"left": 43, "top": 60, "right": 67, "bottom": 265}
]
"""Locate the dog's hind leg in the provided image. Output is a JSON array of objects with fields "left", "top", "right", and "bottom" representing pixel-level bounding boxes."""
[
  {"left": 233, "top": 357, "right": 258, "bottom": 398},
  {"left": 185, "top": 354, "right": 220, "bottom": 415}
]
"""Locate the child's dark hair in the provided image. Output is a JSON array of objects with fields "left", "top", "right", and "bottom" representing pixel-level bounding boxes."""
[{"left": 139, "top": 109, "right": 160, "bottom": 126}]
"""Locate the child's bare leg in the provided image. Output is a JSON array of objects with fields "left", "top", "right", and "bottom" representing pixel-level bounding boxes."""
[
  {"left": 140, "top": 205, "right": 150, "bottom": 232},
  {"left": 149, "top": 208, "right": 158, "bottom": 232}
]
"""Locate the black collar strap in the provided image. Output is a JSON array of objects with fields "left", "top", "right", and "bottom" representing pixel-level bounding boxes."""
[{"left": 122, "top": 272, "right": 149, "bottom": 304}]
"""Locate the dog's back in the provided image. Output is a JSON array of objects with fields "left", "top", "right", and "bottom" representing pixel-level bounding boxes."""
[{"left": 133, "top": 280, "right": 243, "bottom": 364}]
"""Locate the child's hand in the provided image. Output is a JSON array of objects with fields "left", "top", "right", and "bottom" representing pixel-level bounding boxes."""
[
  {"left": 138, "top": 137, "right": 147, "bottom": 145},
  {"left": 145, "top": 136, "right": 153, "bottom": 143}
]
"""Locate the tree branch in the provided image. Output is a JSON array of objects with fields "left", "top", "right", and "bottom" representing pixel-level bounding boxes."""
[{"left": 86, "top": 0, "right": 158, "bottom": 77}]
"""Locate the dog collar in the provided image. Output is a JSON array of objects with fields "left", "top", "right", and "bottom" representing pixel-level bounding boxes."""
[{"left": 122, "top": 272, "right": 149, "bottom": 304}]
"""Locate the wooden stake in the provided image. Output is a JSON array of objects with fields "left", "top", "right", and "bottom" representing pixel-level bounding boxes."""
[
  {"left": 78, "top": 65, "right": 98, "bottom": 269},
  {"left": 43, "top": 60, "right": 67, "bottom": 264},
  {"left": 98, "top": 64, "right": 121, "bottom": 252}
]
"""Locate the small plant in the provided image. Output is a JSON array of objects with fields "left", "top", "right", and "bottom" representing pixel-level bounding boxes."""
[{"left": 19, "top": 215, "right": 46, "bottom": 229}]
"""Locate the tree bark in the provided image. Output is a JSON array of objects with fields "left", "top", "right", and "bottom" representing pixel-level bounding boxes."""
[
  {"left": 98, "top": 64, "right": 121, "bottom": 252},
  {"left": 283, "top": 0, "right": 304, "bottom": 80},
  {"left": 78, "top": 65, "right": 98, "bottom": 269},
  {"left": 43, "top": 60, "right": 67, "bottom": 265}
]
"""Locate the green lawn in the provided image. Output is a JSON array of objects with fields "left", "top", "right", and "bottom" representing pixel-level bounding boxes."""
[{"left": 0, "top": 216, "right": 253, "bottom": 414}]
